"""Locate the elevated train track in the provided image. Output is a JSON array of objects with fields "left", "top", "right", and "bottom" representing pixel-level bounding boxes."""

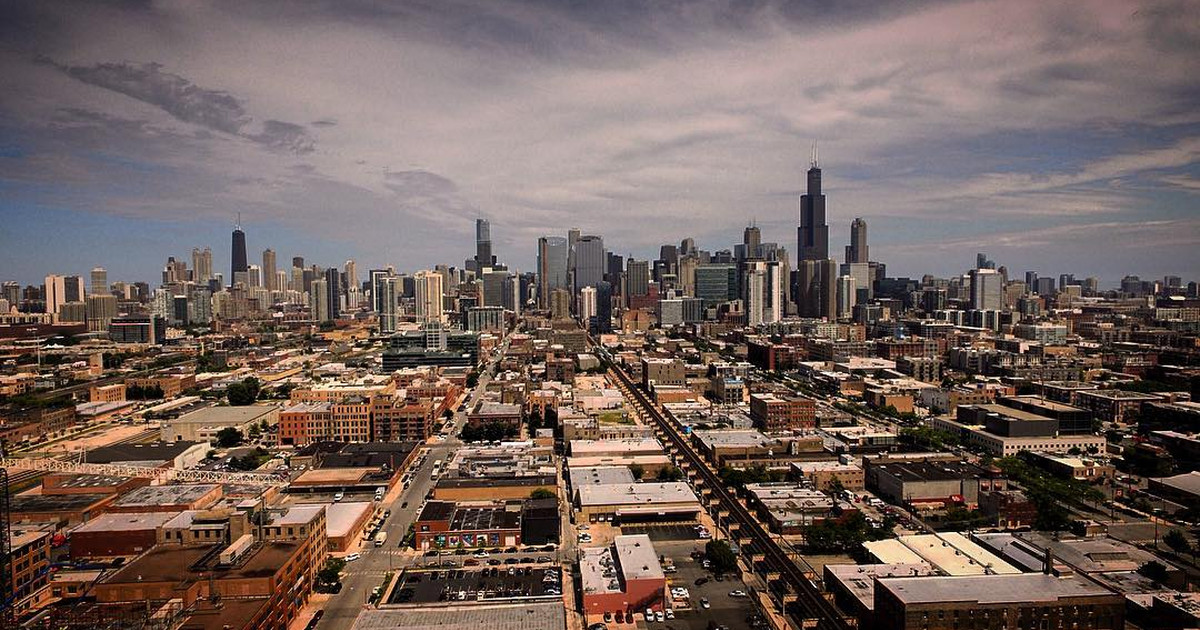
[{"left": 609, "top": 364, "right": 853, "bottom": 630}]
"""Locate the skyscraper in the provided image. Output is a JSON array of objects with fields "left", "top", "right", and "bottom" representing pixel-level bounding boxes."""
[
  {"left": 537, "top": 236, "right": 569, "bottom": 308},
  {"left": 798, "top": 259, "right": 838, "bottom": 320},
  {"left": 593, "top": 281, "right": 613, "bottom": 334},
  {"left": 626, "top": 259, "right": 650, "bottom": 298},
  {"left": 231, "top": 217, "right": 248, "bottom": 286},
  {"left": 846, "top": 217, "right": 868, "bottom": 264},
  {"left": 578, "top": 286, "right": 597, "bottom": 325},
  {"left": 798, "top": 149, "right": 829, "bottom": 262},
  {"left": 324, "top": 268, "right": 341, "bottom": 320},
  {"left": 574, "top": 235, "right": 606, "bottom": 292},
  {"left": 310, "top": 279, "right": 329, "bottom": 323},
  {"left": 262, "top": 249, "right": 277, "bottom": 291},
  {"left": 378, "top": 276, "right": 399, "bottom": 333},
  {"left": 414, "top": 270, "right": 445, "bottom": 323},
  {"left": 743, "top": 224, "right": 762, "bottom": 259},
  {"left": 192, "top": 247, "right": 213, "bottom": 283},
  {"left": 89, "top": 267, "right": 108, "bottom": 296},
  {"left": 475, "top": 219, "right": 494, "bottom": 270},
  {"left": 970, "top": 268, "right": 1003, "bottom": 311}
]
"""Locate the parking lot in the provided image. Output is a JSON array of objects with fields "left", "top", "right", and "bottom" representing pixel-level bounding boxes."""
[
  {"left": 621, "top": 523, "right": 707, "bottom": 542},
  {"left": 644, "top": 538, "right": 762, "bottom": 630},
  {"left": 386, "top": 566, "right": 563, "bottom": 605}
]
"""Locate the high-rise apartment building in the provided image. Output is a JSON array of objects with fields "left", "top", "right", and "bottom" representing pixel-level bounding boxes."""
[
  {"left": 414, "top": 270, "right": 444, "bottom": 323},
  {"left": 262, "top": 248, "right": 276, "bottom": 291},
  {"left": 846, "top": 217, "right": 868, "bottom": 264},
  {"left": 324, "top": 268, "right": 341, "bottom": 320},
  {"left": 89, "top": 267, "right": 108, "bottom": 296},
  {"left": 247, "top": 264, "right": 262, "bottom": 288},
  {"left": 192, "top": 247, "right": 213, "bottom": 283},
  {"left": 537, "top": 236, "right": 569, "bottom": 308},
  {"left": 378, "top": 276, "right": 400, "bottom": 333},
  {"left": 578, "top": 286, "right": 597, "bottom": 325},
  {"left": 310, "top": 279, "right": 329, "bottom": 322},
  {"left": 43, "top": 274, "right": 83, "bottom": 315},
  {"left": 837, "top": 275, "right": 856, "bottom": 320}
]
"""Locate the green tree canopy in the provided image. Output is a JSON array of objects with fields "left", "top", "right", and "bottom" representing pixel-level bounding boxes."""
[
  {"left": 705, "top": 540, "right": 738, "bottom": 575},
  {"left": 215, "top": 427, "right": 244, "bottom": 448}
]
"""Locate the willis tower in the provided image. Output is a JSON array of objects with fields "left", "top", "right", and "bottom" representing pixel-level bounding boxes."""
[
  {"left": 231, "top": 213, "right": 248, "bottom": 285},
  {"left": 798, "top": 146, "right": 828, "bottom": 261}
]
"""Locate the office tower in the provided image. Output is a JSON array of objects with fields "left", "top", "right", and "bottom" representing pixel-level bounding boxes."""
[
  {"left": 593, "top": 281, "right": 613, "bottom": 334},
  {"left": 537, "top": 236, "right": 569, "bottom": 308},
  {"left": 678, "top": 255, "right": 698, "bottom": 297},
  {"left": 578, "top": 286, "right": 597, "bottom": 325},
  {"left": 192, "top": 247, "right": 213, "bottom": 283},
  {"left": 475, "top": 218, "right": 495, "bottom": 270},
  {"left": 379, "top": 276, "right": 400, "bottom": 333},
  {"left": 976, "top": 252, "right": 995, "bottom": 270},
  {"left": 550, "top": 288, "right": 572, "bottom": 320},
  {"left": 743, "top": 224, "right": 762, "bottom": 259},
  {"left": 840, "top": 262, "right": 872, "bottom": 303},
  {"left": 369, "top": 269, "right": 392, "bottom": 312},
  {"left": 231, "top": 217, "right": 247, "bottom": 285},
  {"left": 680, "top": 237, "right": 696, "bottom": 257},
  {"left": 837, "top": 275, "right": 856, "bottom": 320},
  {"left": 188, "top": 286, "right": 212, "bottom": 324},
  {"left": 323, "top": 268, "right": 341, "bottom": 320},
  {"left": 291, "top": 266, "right": 304, "bottom": 293},
  {"left": 502, "top": 274, "right": 521, "bottom": 314},
  {"left": 310, "top": 279, "right": 329, "bottom": 322},
  {"left": 1084, "top": 277, "right": 1099, "bottom": 295},
  {"left": 846, "top": 217, "right": 868, "bottom": 264},
  {"left": 1, "top": 282, "right": 19, "bottom": 309},
  {"left": 1035, "top": 277, "right": 1056, "bottom": 296},
  {"left": 247, "top": 264, "right": 262, "bottom": 288},
  {"left": 262, "top": 249, "right": 276, "bottom": 291},
  {"left": 292, "top": 256, "right": 304, "bottom": 269},
  {"left": 44, "top": 275, "right": 66, "bottom": 315},
  {"left": 626, "top": 259, "right": 650, "bottom": 298},
  {"left": 798, "top": 149, "right": 829, "bottom": 262},
  {"left": 1025, "top": 271, "right": 1038, "bottom": 288},
  {"left": 89, "top": 267, "right": 107, "bottom": 296},
  {"left": 1059, "top": 273, "right": 1077, "bottom": 290},
  {"left": 152, "top": 287, "right": 171, "bottom": 321},
  {"left": 696, "top": 264, "right": 738, "bottom": 306},
  {"left": 574, "top": 235, "right": 606, "bottom": 291},
  {"left": 659, "top": 244, "right": 679, "bottom": 277},
  {"left": 798, "top": 259, "right": 838, "bottom": 320},
  {"left": 482, "top": 269, "right": 506, "bottom": 307},
  {"left": 274, "top": 271, "right": 288, "bottom": 293},
  {"left": 970, "top": 268, "right": 1003, "bottom": 311},
  {"left": 765, "top": 260, "right": 785, "bottom": 323},
  {"left": 606, "top": 252, "right": 624, "bottom": 298},
  {"left": 414, "top": 270, "right": 445, "bottom": 323}
]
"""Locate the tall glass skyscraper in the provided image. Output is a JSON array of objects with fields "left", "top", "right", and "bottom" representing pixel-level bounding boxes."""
[
  {"left": 537, "top": 236, "right": 569, "bottom": 308},
  {"left": 231, "top": 217, "right": 247, "bottom": 286}
]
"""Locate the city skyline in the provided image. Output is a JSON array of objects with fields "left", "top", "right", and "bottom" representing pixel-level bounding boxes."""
[{"left": 2, "top": 0, "right": 1198, "bottom": 284}]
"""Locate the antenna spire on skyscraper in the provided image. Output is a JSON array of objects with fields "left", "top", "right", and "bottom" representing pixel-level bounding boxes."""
[
  {"left": 811, "top": 141, "right": 818, "bottom": 168},
  {"left": 236, "top": 212, "right": 242, "bottom": 230}
]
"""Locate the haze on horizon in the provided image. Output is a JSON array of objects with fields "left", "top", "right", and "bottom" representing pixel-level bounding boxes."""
[{"left": 1, "top": 0, "right": 1198, "bottom": 285}]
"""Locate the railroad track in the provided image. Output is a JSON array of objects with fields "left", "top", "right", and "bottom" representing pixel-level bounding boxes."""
[{"left": 609, "top": 364, "right": 853, "bottom": 630}]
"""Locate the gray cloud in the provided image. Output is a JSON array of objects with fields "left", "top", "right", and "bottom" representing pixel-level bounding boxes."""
[{"left": 47, "top": 59, "right": 317, "bottom": 155}]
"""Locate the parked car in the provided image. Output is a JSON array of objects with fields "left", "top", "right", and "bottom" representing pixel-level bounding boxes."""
[
  {"left": 344, "top": 553, "right": 360, "bottom": 562},
  {"left": 729, "top": 589, "right": 747, "bottom": 597}
]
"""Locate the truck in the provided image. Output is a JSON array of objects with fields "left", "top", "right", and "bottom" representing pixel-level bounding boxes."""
[{"left": 374, "top": 531, "right": 388, "bottom": 547}]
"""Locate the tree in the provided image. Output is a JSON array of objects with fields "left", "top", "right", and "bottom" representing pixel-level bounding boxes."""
[
  {"left": 705, "top": 540, "right": 738, "bottom": 575},
  {"left": 1164, "top": 529, "right": 1192, "bottom": 556},
  {"left": 226, "top": 377, "right": 261, "bottom": 406},
  {"left": 629, "top": 464, "right": 645, "bottom": 480},
  {"left": 317, "top": 557, "right": 346, "bottom": 585},
  {"left": 466, "top": 372, "right": 479, "bottom": 388},
  {"left": 215, "top": 427, "right": 244, "bottom": 448},
  {"left": 529, "top": 488, "right": 556, "bottom": 500},
  {"left": 656, "top": 465, "right": 684, "bottom": 482}
]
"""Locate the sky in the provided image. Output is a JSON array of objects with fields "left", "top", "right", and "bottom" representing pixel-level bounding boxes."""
[{"left": 1, "top": 0, "right": 1198, "bottom": 287}]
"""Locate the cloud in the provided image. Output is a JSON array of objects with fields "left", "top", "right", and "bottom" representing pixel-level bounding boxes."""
[
  {"left": 1, "top": 0, "right": 1198, "bottom": 282},
  {"left": 47, "top": 59, "right": 317, "bottom": 154}
]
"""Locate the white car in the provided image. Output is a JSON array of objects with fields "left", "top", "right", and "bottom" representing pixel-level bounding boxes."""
[
  {"left": 473, "top": 551, "right": 489, "bottom": 558},
  {"left": 729, "top": 590, "right": 747, "bottom": 598},
  {"left": 665, "top": 609, "right": 675, "bottom": 620},
  {"left": 654, "top": 611, "right": 664, "bottom": 622},
  {"left": 344, "top": 553, "right": 361, "bottom": 562}
]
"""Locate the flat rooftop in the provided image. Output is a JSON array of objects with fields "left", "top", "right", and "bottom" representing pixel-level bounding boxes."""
[
  {"left": 874, "top": 460, "right": 989, "bottom": 484},
  {"left": 351, "top": 603, "right": 566, "bottom": 630},
  {"left": 614, "top": 533, "right": 662, "bottom": 581},
  {"left": 70, "top": 511, "right": 179, "bottom": 534},
  {"left": 570, "top": 438, "right": 662, "bottom": 455},
  {"left": 692, "top": 429, "right": 776, "bottom": 450},
  {"left": 45, "top": 473, "right": 134, "bottom": 489},
  {"left": 169, "top": 405, "right": 278, "bottom": 426},
  {"left": 12, "top": 493, "right": 113, "bottom": 513},
  {"left": 569, "top": 466, "right": 635, "bottom": 488},
  {"left": 270, "top": 504, "right": 325, "bottom": 526},
  {"left": 111, "top": 484, "right": 219, "bottom": 508},
  {"left": 826, "top": 563, "right": 936, "bottom": 611},
  {"left": 326, "top": 501, "right": 372, "bottom": 537},
  {"left": 863, "top": 539, "right": 929, "bottom": 565},
  {"left": 577, "top": 482, "right": 699, "bottom": 507},
  {"left": 86, "top": 441, "right": 203, "bottom": 464},
  {"left": 876, "top": 573, "right": 1116, "bottom": 605}
]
